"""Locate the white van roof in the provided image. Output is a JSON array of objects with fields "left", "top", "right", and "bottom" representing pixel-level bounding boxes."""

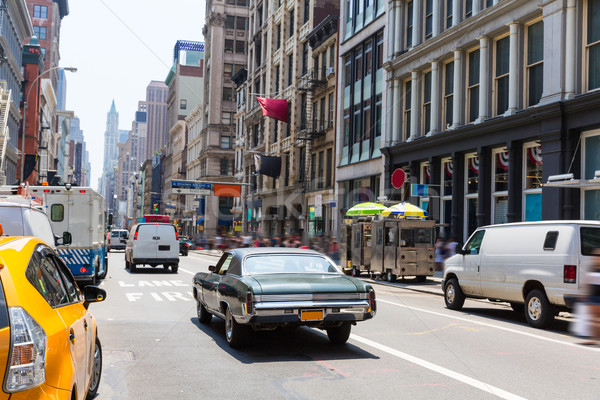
[{"left": 479, "top": 220, "right": 600, "bottom": 230}]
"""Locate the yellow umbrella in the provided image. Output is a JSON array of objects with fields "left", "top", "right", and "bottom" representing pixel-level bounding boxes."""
[{"left": 381, "top": 202, "right": 428, "bottom": 218}]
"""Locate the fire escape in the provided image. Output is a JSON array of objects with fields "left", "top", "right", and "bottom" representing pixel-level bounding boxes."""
[{"left": 0, "top": 81, "right": 11, "bottom": 185}]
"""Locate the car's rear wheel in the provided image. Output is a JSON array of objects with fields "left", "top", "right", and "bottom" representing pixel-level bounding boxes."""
[
  {"left": 444, "top": 278, "right": 465, "bottom": 310},
  {"left": 525, "top": 289, "right": 554, "bottom": 328},
  {"left": 86, "top": 337, "right": 102, "bottom": 399},
  {"left": 197, "top": 299, "right": 212, "bottom": 324},
  {"left": 327, "top": 322, "right": 351, "bottom": 345},
  {"left": 225, "top": 307, "right": 244, "bottom": 348}
]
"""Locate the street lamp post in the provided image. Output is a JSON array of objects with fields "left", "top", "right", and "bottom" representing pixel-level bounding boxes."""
[{"left": 20, "top": 66, "right": 77, "bottom": 184}]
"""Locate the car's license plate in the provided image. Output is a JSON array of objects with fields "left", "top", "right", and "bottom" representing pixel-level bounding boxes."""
[
  {"left": 158, "top": 245, "right": 170, "bottom": 251},
  {"left": 301, "top": 310, "right": 323, "bottom": 321}
]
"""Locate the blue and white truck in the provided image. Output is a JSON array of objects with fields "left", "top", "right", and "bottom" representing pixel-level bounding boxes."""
[{"left": 30, "top": 185, "right": 108, "bottom": 285}]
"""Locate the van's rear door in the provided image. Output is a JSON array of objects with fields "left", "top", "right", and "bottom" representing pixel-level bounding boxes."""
[
  {"left": 155, "top": 224, "right": 178, "bottom": 259},
  {"left": 136, "top": 224, "right": 158, "bottom": 259}
]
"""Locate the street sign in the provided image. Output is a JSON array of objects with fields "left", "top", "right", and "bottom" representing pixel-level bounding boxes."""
[
  {"left": 411, "top": 184, "right": 429, "bottom": 196},
  {"left": 391, "top": 169, "right": 406, "bottom": 189},
  {"left": 172, "top": 180, "right": 212, "bottom": 195},
  {"left": 314, "top": 194, "right": 322, "bottom": 218}
]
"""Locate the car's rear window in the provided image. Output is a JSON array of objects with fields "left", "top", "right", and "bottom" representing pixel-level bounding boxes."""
[
  {"left": 581, "top": 227, "right": 600, "bottom": 256},
  {"left": 244, "top": 254, "right": 338, "bottom": 275}
]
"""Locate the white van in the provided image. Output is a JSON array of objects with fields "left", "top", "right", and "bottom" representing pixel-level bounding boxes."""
[
  {"left": 109, "top": 229, "right": 129, "bottom": 251},
  {"left": 442, "top": 221, "right": 600, "bottom": 328},
  {"left": 125, "top": 223, "right": 179, "bottom": 273}
]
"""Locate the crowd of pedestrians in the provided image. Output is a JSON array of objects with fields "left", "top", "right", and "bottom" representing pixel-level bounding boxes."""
[
  {"left": 192, "top": 234, "right": 340, "bottom": 264},
  {"left": 433, "top": 236, "right": 458, "bottom": 271}
]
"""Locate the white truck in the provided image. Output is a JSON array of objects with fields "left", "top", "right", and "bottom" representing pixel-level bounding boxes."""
[{"left": 29, "top": 185, "right": 108, "bottom": 285}]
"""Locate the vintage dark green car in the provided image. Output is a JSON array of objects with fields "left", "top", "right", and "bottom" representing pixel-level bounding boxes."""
[{"left": 192, "top": 247, "right": 376, "bottom": 347}]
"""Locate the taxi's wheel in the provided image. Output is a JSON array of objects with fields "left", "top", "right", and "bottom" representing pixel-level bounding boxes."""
[
  {"left": 225, "top": 308, "right": 244, "bottom": 348},
  {"left": 197, "top": 299, "right": 212, "bottom": 324},
  {"left": 327, "top": 322, "right": 351, "bottom": 345},
  {"left": 86, "top": 337, "right": 102, "bottom": 399}
]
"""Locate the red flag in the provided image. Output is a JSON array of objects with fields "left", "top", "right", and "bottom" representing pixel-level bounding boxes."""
[{"left": 256, "top": 97, "right": 289, "bottom": 123}]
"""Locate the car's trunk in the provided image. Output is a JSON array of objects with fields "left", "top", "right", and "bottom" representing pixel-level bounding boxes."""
[{"left": 249, "top": 274, "right": 359, "bottom": 295}]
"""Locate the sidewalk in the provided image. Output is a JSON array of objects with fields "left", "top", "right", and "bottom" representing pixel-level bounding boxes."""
[{"left": 189, "top": 248, "right": 444, "bottom": 296}]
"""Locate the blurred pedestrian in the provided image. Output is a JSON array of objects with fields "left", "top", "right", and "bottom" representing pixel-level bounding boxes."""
[
  {"left": 581, "top": 253, "right": 600, "bottom": 345},
  {"left": 434, "top": 237, "right": 447, "bottom": 271},
  {"left": 445, "top": 237, "right": 458, "bottom": 258}
]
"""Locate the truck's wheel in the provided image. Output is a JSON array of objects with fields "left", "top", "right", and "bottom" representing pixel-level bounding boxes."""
[
  {"left": 415, "top": 275, "right": 427, "bottom": 283},
  {"left": 444, "top": 278, "right": 465, "bottom": 310},
  {"left": 386, "top": 270, "right": 396, "bottom": 282},
  {"left": 98, "top": 261, "right": 108, "bottom": 279},
  {"left": 352, "top": 266, "right": 360, "bottom": 277},
  {"left": 525, "top": 289, "right": 555, "bottom": 328},
  {"left": 327, "top": 322, "right": 351, "bottom": 345}
]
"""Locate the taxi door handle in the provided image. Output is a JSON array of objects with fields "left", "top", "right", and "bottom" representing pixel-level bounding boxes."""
[{"left": 69, "top": 329, "right": 75, "bottom": 343}]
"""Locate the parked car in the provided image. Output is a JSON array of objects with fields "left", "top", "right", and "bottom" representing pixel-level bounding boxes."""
[
  {"left": 179, "top": 237, "right": 192, "bottom": 256},
  {"left": 125, "top": 223, "right": 179, "bottom": 273},
  {"left": 0, "top": 200, "right": 71, "bottom": 248},
  {"left": 192, "top": 247, "right": 376, "bottom": 347},
  {"left": 0, "top": 234, "right": 106, "bottom": 399},
  {"left": 442, "top": 220, "right": 600, "bottom": 328},
  {"left": 109, "top": 229, "right": 129, "bottom": 251}
]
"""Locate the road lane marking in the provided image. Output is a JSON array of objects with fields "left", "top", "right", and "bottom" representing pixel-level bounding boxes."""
[
  {"left": 179, "top": 268, "right": 194, "bottom": 275},
  {"left": 350, "top": 333, "right": 526, "bottom": 400},
  {"left": 378, "top": 298, "right": 600, "bottom": 352},
  {"left": 117, "top": 280, "right": 189, "bottom": 287},
  {"left": 126, "top": 293, "right": 143, "bottom": 301}
]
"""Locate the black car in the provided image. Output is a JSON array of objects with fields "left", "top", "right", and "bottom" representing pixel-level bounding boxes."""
[{"left": 179, "top": 237, "right": 192, "bottom": 256}]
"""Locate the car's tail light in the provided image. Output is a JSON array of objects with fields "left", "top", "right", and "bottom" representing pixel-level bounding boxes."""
[
  {"left": 5, "top": 307, "right": 46, "bottom": 393},
  {"left": 368, "top": 290, "right": 376, "bottom": 313},
  {"left": 564, "top": 265, "right": 576, "bottom": 283},
  {"left": 245, "top": 292, "right": 253, "bottom": 315}
]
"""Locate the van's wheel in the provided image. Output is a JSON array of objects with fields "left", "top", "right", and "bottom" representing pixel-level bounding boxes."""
[
  {"left": 171, "top": 265, "right": 178, "bottom": 273},
  {"left": 125, "top": 259, "right": 130, "bottom": 270},
  {"left": 326, "top": 322, "right": 352, "bottom": 345},
  {"left": 524, "top": 289, "right": 555, "bottom": 328},
  {"left": 415, "top": 275, "right": 427, "bottom": 283},
  {"left": 130, "top": 263, "right": 136, "bottom": 273},
  {"left": 444, "top": 278, "right": 465, "bottom": 310},
  {"left": 386, "top": 270, "right": 396, "bottom": 282}
]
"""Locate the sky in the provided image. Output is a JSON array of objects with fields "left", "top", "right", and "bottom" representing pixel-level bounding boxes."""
[{"left": 60, "top": 0, "right": 206, "bottom": 190}]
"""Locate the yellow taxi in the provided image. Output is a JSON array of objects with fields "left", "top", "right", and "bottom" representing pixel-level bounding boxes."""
[{"left": 0, "top": 235, "right": 106, "bottom": 399}]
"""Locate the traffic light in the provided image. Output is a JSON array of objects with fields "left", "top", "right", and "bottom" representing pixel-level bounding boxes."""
[{"left": 153, "top": 203, "right": 158, "bottom": 212}]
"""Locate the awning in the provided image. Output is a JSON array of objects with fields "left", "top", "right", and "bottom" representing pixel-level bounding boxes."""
[
  {"left": 543, "top": 179, "right": 600, "bottom": 189},
  {"left": 196, "top": 217, "right": 204, "bottom": 224}
]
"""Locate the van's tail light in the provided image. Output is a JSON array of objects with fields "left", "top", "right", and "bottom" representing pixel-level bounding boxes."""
[
  {"left": 175, "top": 231, "right": 179, "bottom": 240},
  {"left": 134, "top": 231, "right": 138, "bottom": 240},
  {"left": 5, "top": 307, "right": 46, "bottom": 392},
  {"left": 564, "top": 265, "right": 577, "bottom": 283},
  {"left": 368, "top": 290, "right": 376, "bottom": 313},
  {"left": 245, "top": 292, "right": 253, "bottom": 315}
]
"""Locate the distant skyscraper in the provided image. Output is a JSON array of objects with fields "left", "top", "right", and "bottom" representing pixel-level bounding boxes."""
[
  {"left": 145, "top": 81, "right": 168, "bottom": 160},
  {"left": 70, "top": 116, "right": 83, "bottom": 141},
  {"left": 118, "top": 129, "right": 129, "bottom": 143},
  {"left": 101, "top": 100, "right": 119, "bottom": 196},
  {"left": 56, "top": 69, "right": 67, "bottom": 110}
]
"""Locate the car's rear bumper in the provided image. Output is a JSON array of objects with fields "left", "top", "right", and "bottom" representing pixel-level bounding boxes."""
[{"left": 246, "top": 299, "right": 375, "bottom": 326}]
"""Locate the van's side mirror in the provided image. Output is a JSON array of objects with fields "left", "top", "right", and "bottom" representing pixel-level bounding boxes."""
[
  {"left": 456, "top": 244, "right": 467, "bottom": 255},
  {"left": 62, "top": 232, "right": 72, "bottom": 245},
  {"left": 208, "top": 265, "right": 216, "bottom": 272}
]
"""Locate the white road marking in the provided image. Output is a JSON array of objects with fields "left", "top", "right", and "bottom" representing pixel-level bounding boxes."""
[
  {"left": 179, "top": 268, "right": 194, "bottom": 275},
  {"left": 378, "top": 298, "right": 600, "bottom": 352},
  {"left": 350, "top": 333, "right": 526, "bottom": 400},
  {"left": 150, "top": 292, "right": 163, "bottom": 301},
  {"left": 161, "top": 292, "right": 192, "bottom": 302},
  {"left": 125, "top": 293, "right": 143, "bottom": 301}
]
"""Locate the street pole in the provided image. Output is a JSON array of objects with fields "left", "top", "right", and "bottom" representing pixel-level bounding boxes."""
[{"left": 20, "top": 66, "right": 76, "bottom": 184}]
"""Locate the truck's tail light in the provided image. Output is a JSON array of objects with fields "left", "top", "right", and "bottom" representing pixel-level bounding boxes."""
[
  {"left": 5, "top": 307, "right": 46, "bottom": 393},
  {"left": 368, "top": 290, "right": 376, "bottom": 313},
  {"left": 564, "top": 265, "right": 576, "bottom": 283},
  {"left": 245, "top": 292, "right": 253, "bottom": 315}
]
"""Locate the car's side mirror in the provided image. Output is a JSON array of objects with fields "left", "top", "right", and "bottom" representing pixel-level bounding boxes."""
[
  {"left": 84, "top": 286, "right": 106, "bottom": 305},
  {"left": 208, "top": 265, "right": 216, "bottom": 272}
]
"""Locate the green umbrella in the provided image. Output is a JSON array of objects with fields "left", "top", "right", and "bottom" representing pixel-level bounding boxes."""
[{"left": 345, "top": 202, "right": 387, "bottom": 216}]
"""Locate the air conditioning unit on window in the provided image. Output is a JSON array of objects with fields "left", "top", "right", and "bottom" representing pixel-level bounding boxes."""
[{"left": 327, "top": 67, "right": 335, "bottom": 76}]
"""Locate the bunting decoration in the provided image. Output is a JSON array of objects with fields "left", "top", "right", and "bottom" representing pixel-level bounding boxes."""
[{"left": 256, "top": 97, "right": 289, "bottom": 123}]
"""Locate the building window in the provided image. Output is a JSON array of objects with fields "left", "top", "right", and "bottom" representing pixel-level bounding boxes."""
[
  {"left": 403, "top": 79, "right": 411, "bottom": 140},
  {"left": 40, "top": 47, "right": 46, "bottom": 59},
  {"left": 220, "top": 159, "right": 229, "bottom": 175},
  {"left": 443, "top": 61, "right": 454, "bottom": 129},
  {"left": 180, "top": 99, "right": 187, "bottom": 110},
  {"left": 275, "top": 66, "right": 280, "bottom": 94},
  {"left": 318, "top": 151, "right": 324, "bottom": 189},
  {"left": 422, "top": 70, "right": 432, "bottom": 135},
  {"left": 465, "top": 153, "right": 479, "bottom": 237},
  {"left": 235, "top": 40, "right": 246, "bottom": 54},
  {"left": 302, "top": 42, "right": 309, "bottom": 75},
  {"left": 236, "top": 16, "right": 247, "bottom": 30},
  {"left": 224, "top": 63, "right": 233, "bottom": 77},
  {"left": 328, "top": 93, "right": 334, "bottom": 128},
  {"left": 495, "top": 36, "right": 510, "bottom": 115},
  {"left": 492, "top": 148, "right": 509, "bottom": 224},
  {"left": 310, "top": 154, "right": 317, "bottom": 189},
  {"left": 33, "top": 5, "right": 47, "bottom": 19},
  {"left": 222, "top": 112, "right": 232, "bottom": 125},
  {"left": 526, "top": 20, "right": 544, "bottom": 106},
  {"left": 587, "top": 0, "right": 600, "bottom": 90},
  {"left": 582, "top": 131, "right": 600, "bottom": 219},
  {"left": 326, "top": 148, "right": 333, "bottom": 187},
  {"left": 276, "top": 24, "right": 281, "bottom": 49},
  {"left": 330, "top": 44, "right": 335, "bottom": 68},
  {"left": 464, "top": 0, "right": 473, "bottom": 19},
  {"left": 288, "top": 55, "right": 294, "bottom": 86},
  {"left": 304, "top": 0, "right": 310, "bottom": 23},
  {"left": 221, "top": 135, "right": 231, "bottom": 148},
  {"left": 424, "top": 0, "right": 433, "bottom": 40},
  {"left": 467, "top": 49, "right": 480, "bottom": 122},
  {"left": 440, "top": 158, "right": 453, "bottom": 237},
  {"left": 225, "top": 15, "right": 235, "bottom": 29},
  {"left": 223, "top": 87, "right": 234, "bottom": 102},
  {"left": 523, "top": 142, "right": 542, "bottom": 221},
  {"left": 406, "top": 1, "right": 413, "bottom": 47},
  {"left": 445, "top": 0, "right": 453, "bottom": 29},
  {"left": 33, "top": 26, "right": 47, "bottom": 40},
  {"left": 289, "top": 11, "right": 295, "bottom": 38},
  {"left": 225, "top": 39, "right": 234, "bottom": 52}
]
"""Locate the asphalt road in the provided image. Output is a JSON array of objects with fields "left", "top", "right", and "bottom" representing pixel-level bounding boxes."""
[{"left": 91, "top": 251, "right": 600, "bottom": 400}]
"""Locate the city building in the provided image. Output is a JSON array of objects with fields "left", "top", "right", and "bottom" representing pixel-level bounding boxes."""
[
  {"left": 240, "top": 0, "right": 340, "bottom": 241},
  {"left": 335, "top": 0, "right": 387, "bottom": 232},
  {"left": 144, "top": 80, "right": 168, "bottom": 161},
  {"left": 100, "top": 100, "right": 119, "bottom": 196},
  {"left": 383, "top": 0, "right": 600, "bottom": 242},
  {"left": 0, "top": 0, "right": 33, "bottom": 185}
]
